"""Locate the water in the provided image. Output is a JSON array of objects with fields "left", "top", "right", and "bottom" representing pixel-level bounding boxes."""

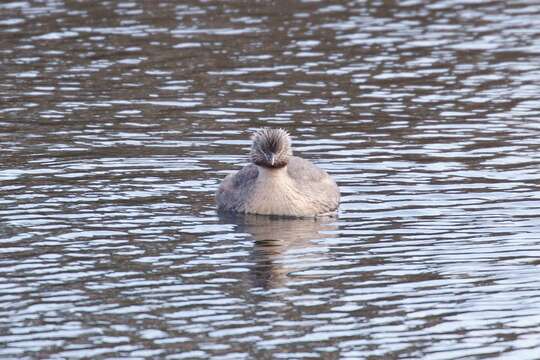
[{"left": 2, "top": 0, "right": 540, "bottom": 358}]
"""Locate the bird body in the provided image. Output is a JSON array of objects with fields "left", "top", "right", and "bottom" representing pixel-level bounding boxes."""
[{"left": 216, "top": 129, "right": 339, "bottom": 217}]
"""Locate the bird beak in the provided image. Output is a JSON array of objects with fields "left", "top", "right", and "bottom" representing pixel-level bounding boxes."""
[{"left": 270, "top": 154, "right": 276, "bottom": 166}]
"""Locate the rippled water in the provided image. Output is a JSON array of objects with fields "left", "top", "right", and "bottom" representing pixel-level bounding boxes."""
[{"left": 2, "top": 0, "right": 540, "bottom": 358}]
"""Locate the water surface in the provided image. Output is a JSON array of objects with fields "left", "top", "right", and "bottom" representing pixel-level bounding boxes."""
[{"left": 2, "top": 0, "right": 540, "bottom": 358}]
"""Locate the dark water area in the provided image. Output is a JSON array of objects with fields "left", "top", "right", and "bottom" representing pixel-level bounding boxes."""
[{"left": 2, "top": 0, "right": 540, "bottom": 358}]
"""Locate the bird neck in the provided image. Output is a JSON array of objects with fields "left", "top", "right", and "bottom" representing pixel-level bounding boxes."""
[{"left": 256, "top": 165, "right": 288, "bottom": 178}]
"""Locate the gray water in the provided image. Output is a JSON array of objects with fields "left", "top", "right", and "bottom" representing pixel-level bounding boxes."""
[{"left": 2, "top": 0, "right": 540, "bottom": 358}]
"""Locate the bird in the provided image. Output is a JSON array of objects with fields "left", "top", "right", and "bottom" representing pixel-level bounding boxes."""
[{"left": 216, "top": 128, "right": 340, "bottom": 217}]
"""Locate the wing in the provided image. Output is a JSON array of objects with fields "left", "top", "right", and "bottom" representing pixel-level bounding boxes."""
[
  {"left": 287, "top": 156, "right": 340, "bottom": 212},
  {"left": 287, "top": 156, "right": 328, "bottom": 182},
  {"left": 216, "top": 164, "right": 259, "bottom": 212}
]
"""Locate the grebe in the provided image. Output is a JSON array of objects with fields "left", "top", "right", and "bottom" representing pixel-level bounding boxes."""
[{"left": 216, "top": 128, "right": 340, "bottom": 217}]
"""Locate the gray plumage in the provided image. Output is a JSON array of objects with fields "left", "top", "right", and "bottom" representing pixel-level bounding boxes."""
[{"left": 216, "top": 128, "right": 340, "bottom": 217}]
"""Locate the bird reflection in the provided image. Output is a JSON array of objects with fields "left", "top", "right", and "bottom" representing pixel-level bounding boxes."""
[{"left": 219, "top": 213, "right": 338, "bottom": 289}]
